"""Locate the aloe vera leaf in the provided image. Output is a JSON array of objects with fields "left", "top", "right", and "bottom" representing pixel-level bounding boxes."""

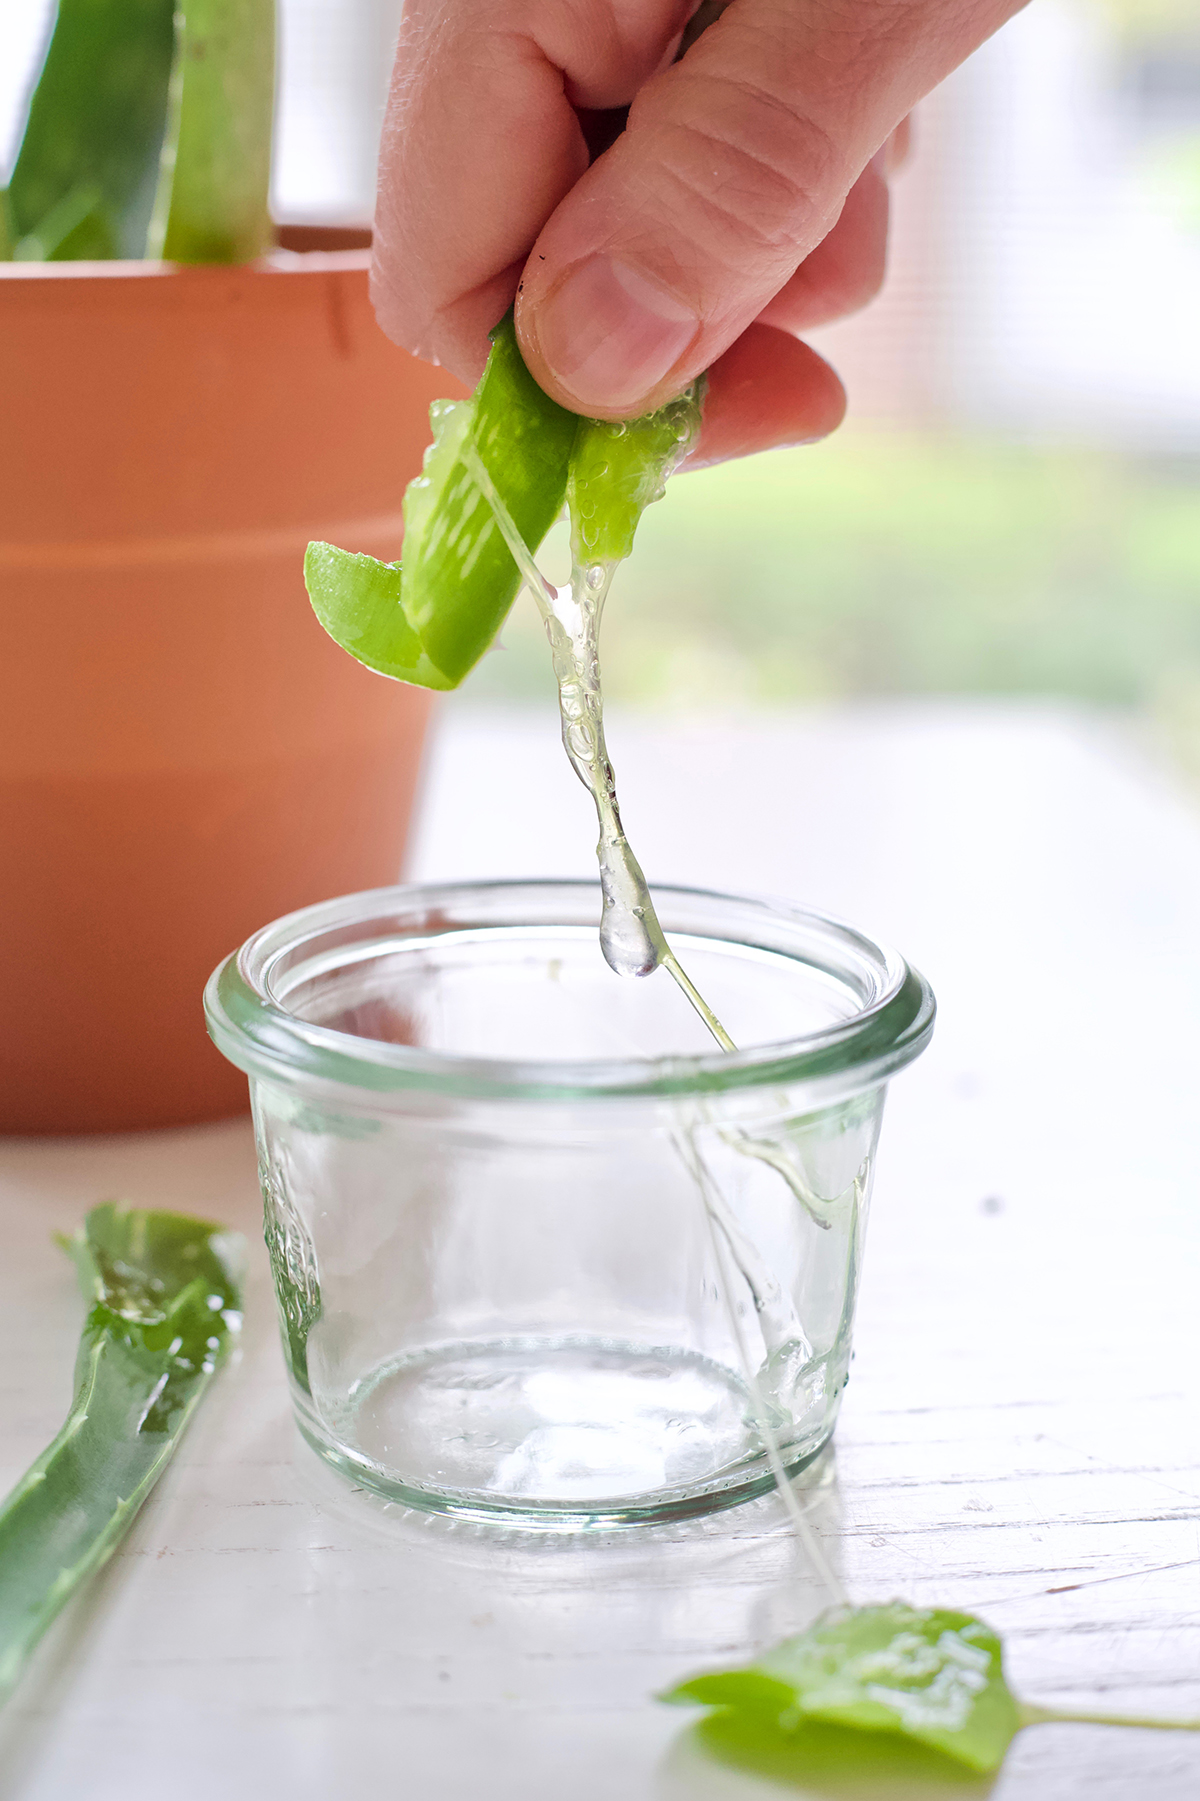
[
  {"left": 152, "top": 0, "right": 275, "bottom": 264},
  {"left": 568, "top": 378, "right": 705, "bottom": 568},
  {"left": 7, "top": 0, "right": 175, "bottom": 260},
  {"left": 306, "top": 315, "right": 708, "bottom": 691},
  {"left": 306, "top": 314, "right": 578, "bottom": 689},
  {"left": 0, "top": 1204, "right": 244, "bottom": 1702},
  {"left": 11, "top": 180, "right": 118, "bottom": 262},
  {"left": 303, "top": 541, "right": 458, "bottom": 689},
  {"left": 660, "top": 1602, "right": 1021, "bottom": 1775}
]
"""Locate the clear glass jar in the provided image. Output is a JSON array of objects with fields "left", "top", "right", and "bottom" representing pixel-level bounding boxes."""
[{"left": 205, "top": 880, "right": 933, "bottom": 1530}]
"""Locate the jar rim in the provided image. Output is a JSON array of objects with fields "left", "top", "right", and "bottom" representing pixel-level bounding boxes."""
[{"left": 204, "top": 879, "right": 935, "bottom": 1102}]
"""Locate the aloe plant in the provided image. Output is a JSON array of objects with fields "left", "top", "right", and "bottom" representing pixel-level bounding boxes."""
[
  {"left": 0, "top": 1204, "right": 244, "bottom": 1702},
  {"left": 3, "top": 0, "right": 274, "bottom": 264}
]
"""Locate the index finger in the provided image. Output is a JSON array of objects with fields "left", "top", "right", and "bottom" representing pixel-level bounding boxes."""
[{"left": 371, "top": 0, "right": 691, "bottom": 381}]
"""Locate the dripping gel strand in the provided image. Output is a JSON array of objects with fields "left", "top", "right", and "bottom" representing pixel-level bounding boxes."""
[
  {"left": 462, "top": 438, "right": 846, "bottom": 1589},
  {"left": 461, "top": 440, "right": 734, "bottom": 1048}
]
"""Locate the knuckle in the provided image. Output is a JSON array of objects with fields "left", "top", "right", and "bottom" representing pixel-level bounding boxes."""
[{"left": 646, "top": 73, "right": 843, "bottom": 271}]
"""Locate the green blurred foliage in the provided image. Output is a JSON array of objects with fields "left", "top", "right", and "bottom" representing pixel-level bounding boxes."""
[
  {"left": 1091, "top": 0, "right": 1200, "bottom": 46},
  {"left": 470, "top": 431, "right": 1200, "bottom": 742}
]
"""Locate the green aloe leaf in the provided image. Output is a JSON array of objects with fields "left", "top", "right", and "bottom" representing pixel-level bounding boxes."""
[
  {"left": 305, "top": 316, "right": 703, "bottom": 691},
  {"left": 569, "top": 380, "right": 704, "bottom": 568},
  {"left": 152, "top": 0, "right": 275, "bottom": 263},
  {"left": 11, "top": 180, "right": 118, "bottom": 261},
  {"left": 0, "top": 1203, "right": 245, "bottom": 1702},
  {"left": 6, "top": 0, "right": 176, "bottom": 260},
  {"left": 661, "top": 1602, "right": 1022, "bottom": 1775},
  {"left": 306, "top": 314, "right": 577, "bottom": 688}
]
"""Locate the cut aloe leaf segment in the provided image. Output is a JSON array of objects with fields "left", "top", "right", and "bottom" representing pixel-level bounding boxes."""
[
  {"left": 662, "top": 1600, "right": 1200, "bottom": 1774},
  {"left": 567, "top": 383, "right": 703, "bottom": 568},
  {"left": 662, "top": 1603, "right": 1021, "bottom": 1774},
  {"left": 305, "top": 314, "right": 704, "bottom": 689},
  {"left": 0, "top": 1204, "right": 244, "bottom": 1702}
]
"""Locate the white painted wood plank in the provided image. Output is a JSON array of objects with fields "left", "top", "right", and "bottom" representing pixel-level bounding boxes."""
[{"left": 1, "top": 703, "right": 1197, "bottom": 1799}]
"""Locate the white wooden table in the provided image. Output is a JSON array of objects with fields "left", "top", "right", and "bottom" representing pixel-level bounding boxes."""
[{"left": 2, "top": 701, "right": 1197, "bottom": 1800}]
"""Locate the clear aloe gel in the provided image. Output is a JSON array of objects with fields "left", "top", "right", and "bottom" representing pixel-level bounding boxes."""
[
  {"left": 463, "top": 435, "right": 735, "bottom": 1050},
  {"left": 532, "top": 551, "right": 737, "bottom": 1047},
  {"left": 677, "top": 1122, "right": 849, "bottom": 1599},
  {"left": 467, "top": 429, "right": 842, "bottom": 1278},
  {"left": 464, "top": 434, "right": 853, "bottom": 1514}
]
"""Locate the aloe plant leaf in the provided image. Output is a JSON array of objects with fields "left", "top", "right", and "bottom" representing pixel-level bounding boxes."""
[
  {"left": 569, "top": 379, "right": 705, "bottom": 568},
  {"left": 661, "top": 1602, "right": 1022, "bottom": 1775},
  {"left": 152, "top": 0, "right": 275, "bottom": 264},
  {"left": 305, "top": 315, "right": 708, "bottom": 692},
  {"left": 11, "top": 180, "right": 118, "bottom": 262},
  {"left": 0, "top": 1204, "right": 244, "bottom": 1703},
  {"left": 7, "top": 0, "right": 175, "bottom": 260},
  {"left": 305, "top": 314, "right": 577, "bottom": 690},
  {"left": 303, "top": 542, "right": 457, "bottom": 688}
]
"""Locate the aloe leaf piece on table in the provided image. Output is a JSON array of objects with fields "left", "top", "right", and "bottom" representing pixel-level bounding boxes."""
[
  {"left": 5, "top": 0, "right": 176, "bottom": 261},
  {"left": 662, "top": 1601, "right": 1200, "bottom": 1776},
  {"left": 660, "top": 1602, "right": 1022, "bottom": 1775},
  {"left": 152, "top": 0, "right": 276, "bottom": 264},
  {"left": 0, "top": 1203, "right": 245, "bottom": 1702}
]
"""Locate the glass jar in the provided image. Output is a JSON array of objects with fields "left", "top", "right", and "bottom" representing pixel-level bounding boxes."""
[{"left": 205, "top": 880, "right": 933, "bottom": 1529}]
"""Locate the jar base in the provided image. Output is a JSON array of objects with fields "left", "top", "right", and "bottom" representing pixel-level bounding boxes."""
[{"left": 294, "top": 1334, "right": 835, "bottom": 1529}]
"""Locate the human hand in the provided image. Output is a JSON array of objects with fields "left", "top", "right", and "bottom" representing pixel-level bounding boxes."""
[{"left": 372, "top": 0, "right": 1026, "bottom": 464}]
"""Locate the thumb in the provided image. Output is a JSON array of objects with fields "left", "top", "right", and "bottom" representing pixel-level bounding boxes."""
[{"left": 516, "top": 0, "right": 1024, "bottom": 417}]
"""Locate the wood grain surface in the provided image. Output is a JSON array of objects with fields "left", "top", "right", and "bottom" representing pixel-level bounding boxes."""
[{"left": 1, "top": 702, "right": 1196, "bottom": 1799}]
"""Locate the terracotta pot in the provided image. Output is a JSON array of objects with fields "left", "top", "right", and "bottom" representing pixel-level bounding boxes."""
[{"left": 0, "top": 230, "right": 461, "bottom": 1134}]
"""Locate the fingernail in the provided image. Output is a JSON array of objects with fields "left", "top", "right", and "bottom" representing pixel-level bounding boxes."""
[{"left": 532, "top": 256, "right": 699, "bottom": 413}]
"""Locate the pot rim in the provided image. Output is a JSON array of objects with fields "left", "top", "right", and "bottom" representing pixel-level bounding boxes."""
[
  {"left": 0, "top": 223, "right": 374, "bottom": 284},
  {"left": 204, "top": 878, "right": 936, "bottom": 1103},
  {"left": 0, "top": 246, "right": 370, "bottom": 284}
]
